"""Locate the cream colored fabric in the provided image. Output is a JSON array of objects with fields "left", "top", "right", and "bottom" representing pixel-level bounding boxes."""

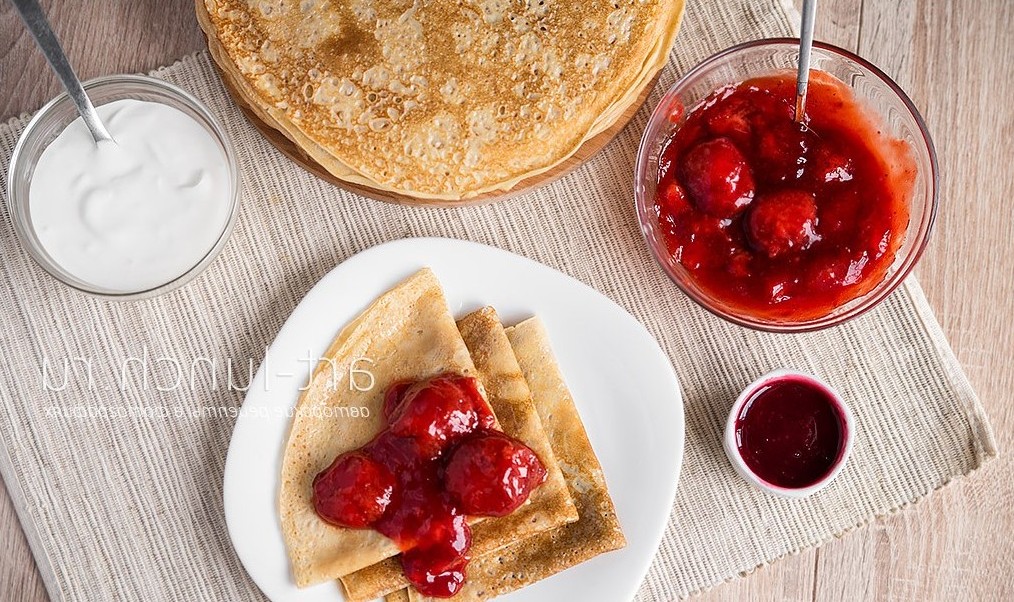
[{"left": 0, "top": 0, "right": 996, "bottom": 600}]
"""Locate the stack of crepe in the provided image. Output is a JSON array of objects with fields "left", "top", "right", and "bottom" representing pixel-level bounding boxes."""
[
  {"left": 196, "top": 0, "right": 685, "bottom": 201},
  {"left": 280, "top": 269, "right": 624, "bottom": 600}
]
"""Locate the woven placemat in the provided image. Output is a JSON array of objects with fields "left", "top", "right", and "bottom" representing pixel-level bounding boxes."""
[{"left": 0, "top": 0, "right": 997, "bottom": 600}]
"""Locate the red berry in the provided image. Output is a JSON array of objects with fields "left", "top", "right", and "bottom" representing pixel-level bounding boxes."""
[
  {"left": 400, "top": 514, "right": 471, "bottom": 598},
  {"left": 389, "top": 376, "right": 495, "bottom": 459},
  {"left": 444, "top": 432, "right": 547, "bottom": 517},
  {"left": 753, "top": 120, "right": 816, "bottom": 184},
  {"left": 678, "top": 138, "right": 755, "bottom": 218},
  {"left": 705, "top": 96, "right": 754, "bottom": 144},
  {"left": 675, "top": 242, "right": 705, "bottom": 272},
  {"left": 807, "top": 147, "right": 854, "bottom": 185},
  {"left": 383, "top": 380, "right": 414, "bottom": 421},
  {"left": 312, "top": 452, "right": 394, "bottom": 528},
  {"left": 671, "top": 217, "right": 735, "bottom": 271},
  {"left": 656, "top": 179, "right": 691, "bottom": 217},
  {"left": 746, "top": 190, "right": 820, "bottom": 258}
]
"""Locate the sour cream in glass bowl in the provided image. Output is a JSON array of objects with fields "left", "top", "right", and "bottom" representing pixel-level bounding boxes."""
[{"left": 7, "top": 74, "right": 240, "bottom": 300}]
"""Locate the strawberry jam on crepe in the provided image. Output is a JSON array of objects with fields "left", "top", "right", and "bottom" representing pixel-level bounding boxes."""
[{"left": 313, "top": 375, "right": 547, "bottom": 597}]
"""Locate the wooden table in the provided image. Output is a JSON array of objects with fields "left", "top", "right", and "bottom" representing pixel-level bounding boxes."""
[{"left": 1, "top": 1, "right": 1011, "bottom": 599}]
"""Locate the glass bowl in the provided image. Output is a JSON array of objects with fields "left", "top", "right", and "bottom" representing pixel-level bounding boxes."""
[
  {"left": 6, "top": 74, "right": 241, "bottom": 300},
  {"left": 634, "top": 39, "right": 938, "bottom": 332}
]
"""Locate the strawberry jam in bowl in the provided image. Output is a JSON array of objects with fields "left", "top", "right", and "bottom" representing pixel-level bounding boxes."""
[{"left": 635, "top": 40, "right": 938, "bottom": 331}]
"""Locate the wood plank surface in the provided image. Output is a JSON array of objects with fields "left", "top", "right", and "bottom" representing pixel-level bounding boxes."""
[{"left": 0, "top": 0, "right": 1011, "bottom": 600}]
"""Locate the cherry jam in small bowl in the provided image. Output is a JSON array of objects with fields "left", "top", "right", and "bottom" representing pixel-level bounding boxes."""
[
  {"left": 635, "top": 40, "right": 937, "bottom": 332},
  {"left": 723, "top": 369, "right": 854, "bottom": 498}
]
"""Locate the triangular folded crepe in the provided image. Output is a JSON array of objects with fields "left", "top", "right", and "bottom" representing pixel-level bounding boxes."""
[
  {"left": 280, "top": 269, "right": 480, "bottom": 587},
  {"left": 393, "top": 316, "right": 626, "bottom": 601},
  {"left": 339, "top": 307, "right": 577, "bottom": 601}
]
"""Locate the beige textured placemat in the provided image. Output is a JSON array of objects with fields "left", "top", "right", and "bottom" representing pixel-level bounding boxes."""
[{"left": 0, "top": 1, "right": 997, "bottom": 601}]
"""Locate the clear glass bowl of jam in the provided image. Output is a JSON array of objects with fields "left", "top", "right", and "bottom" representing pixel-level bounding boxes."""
[{"left": 634, "top": 39, "right": 937, "bottom": 332}]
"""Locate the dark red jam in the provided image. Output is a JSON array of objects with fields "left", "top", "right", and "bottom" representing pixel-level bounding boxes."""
[
  {"left": 734, "top": 376, "right": 846, "bottom": 488},
  {"left": 655, "top": 71, "right": 917, "bottom": 321},
  {"left": 312, "top": 374, "right": 547, "bottom": 597}
]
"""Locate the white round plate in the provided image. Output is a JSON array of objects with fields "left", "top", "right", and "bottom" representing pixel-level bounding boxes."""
[{"left": 223, "top": 237, "right": 684, "bottom": 602}]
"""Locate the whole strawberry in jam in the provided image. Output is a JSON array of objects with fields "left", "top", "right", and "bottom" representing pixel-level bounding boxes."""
[
  {"left": 753, "top": 120, "right": 817, "bottom": 185},
  {"left": 746, "top": 190, "right": 820, "bottom": 258},
  {"left": 445, "top": 432, "right": 547, "bottom": 516},
  {"left": 389, "top": 375, "right": 495, "bottom": 459},
  {"left": 656, "top": 179, "right": 692, "bottom": 218},
  {"left": 312, "top": 452, "right": 395, "bottom": 528},
  {"left": 704, "top": 95, "right": 754, "bottom": 144},
  {"left": 677, "top": 137, "right": 756, "bottom": 218}
]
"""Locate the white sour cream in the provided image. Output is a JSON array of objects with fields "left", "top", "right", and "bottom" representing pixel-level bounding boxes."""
[{"left": 29, "top": 99, "right": 232, "bottom": 293}]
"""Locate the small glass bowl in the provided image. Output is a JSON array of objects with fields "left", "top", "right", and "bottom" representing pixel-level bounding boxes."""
[
  {"left": 634, "top": 39, "right": 938, "bottom": 332},
  {"left": 6, "top": 74, "right": 241, "bottom": 300}
]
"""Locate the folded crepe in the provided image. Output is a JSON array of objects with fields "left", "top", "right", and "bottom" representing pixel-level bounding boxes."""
[
  {"left": 281, "top": 271, "right": 575, "bottom": 589},
  {"left": 390, "top": 316, "right": 626, "bottom": 601},
  {"left": 280, "top": 269, "right": 483, "bottom": 586},
  {"left": 340, "top": 307, "right": 577, "bottom": 601}
]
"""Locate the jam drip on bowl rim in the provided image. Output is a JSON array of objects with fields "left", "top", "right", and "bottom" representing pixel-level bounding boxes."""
[
  {"left": 655, "top": 70, "right": 918, "bottom": 322},
  {"left": 312, "top": 374, "right": 547, "bottom": 597}
]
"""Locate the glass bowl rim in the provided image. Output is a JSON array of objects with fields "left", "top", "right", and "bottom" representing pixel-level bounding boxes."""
[
  {"left": 634, "top": 37, "right": 939, "bottom": 333},
  {"left": 6, "top": 73, "right": 241, "bottom": 301}
]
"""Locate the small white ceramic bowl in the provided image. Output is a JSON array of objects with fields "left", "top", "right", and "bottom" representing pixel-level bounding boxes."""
[{"left": 723, "top": 368, "right": 854, "bottom": 499}]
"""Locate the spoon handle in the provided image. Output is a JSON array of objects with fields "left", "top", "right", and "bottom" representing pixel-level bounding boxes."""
[
  {"left": 795, "top": 0, "right": 818, "bottom": 123},
  {"left": 10, "top": 0, "right": 113, "bottom": 142}
]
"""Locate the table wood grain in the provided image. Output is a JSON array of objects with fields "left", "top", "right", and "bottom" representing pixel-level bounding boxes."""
[{"left": 0, "top": 0, "right": 1011, "bottom": 600}]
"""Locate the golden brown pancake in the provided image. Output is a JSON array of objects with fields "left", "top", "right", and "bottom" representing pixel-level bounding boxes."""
[
  {"left": 340, "top": 307, "right": 577, "bottom": 601},
  {"left": 393, "top": 316, "right": 625, "bottom": 601},
  {"left": 280, "top": 272, "right": 575, "bottom": 591},
  {"left": 279, "top": 269, "right": 481, "bottom": 586},
  {"left": 385, "top": 590, "right": 411, "bottom": 602},
  {"left": 196, "top": 0, "right": 685, "bottom": 199}
]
